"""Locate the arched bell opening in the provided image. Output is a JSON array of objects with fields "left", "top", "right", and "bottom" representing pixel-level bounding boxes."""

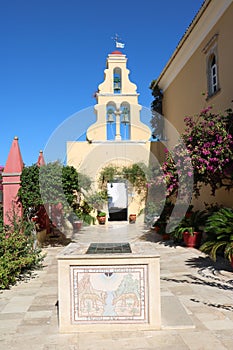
[
  {"left": 113, "top": 68, "right": 121, "bottom": 94},
  {"left": 106, "top": 102, "right": 116, "bottom": 140},
  {"left": 120, "top": 102, "right": 130, "bottom": 140}
]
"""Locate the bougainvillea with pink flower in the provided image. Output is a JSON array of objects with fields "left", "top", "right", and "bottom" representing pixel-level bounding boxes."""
[
  {"left": 157, "top": 107, "right": 233, "bottom": 199},
  {"left": 157, "top": 143, "right": 193, "bottom": 200},
  {"left": 183, "top": 107, "right": 233, "bottom": 196}
]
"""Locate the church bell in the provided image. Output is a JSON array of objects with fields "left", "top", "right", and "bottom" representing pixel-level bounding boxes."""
[
  {"left": 107, "top": 109, "right": 115, "bottom": 123},
  {"left": 121, "top": 109, "right": 130, "bottom": 124}
]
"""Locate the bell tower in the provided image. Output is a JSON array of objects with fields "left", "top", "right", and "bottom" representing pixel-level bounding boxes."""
[
  {"left": 66, "top": 48, "right": 153, "bottom": 221},
  {"left": 86, "top": 51, "right": 151, "bottom": 142}
]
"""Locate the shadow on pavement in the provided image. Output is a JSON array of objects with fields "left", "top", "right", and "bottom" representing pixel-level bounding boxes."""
[{"left": 185, "top": 255, "right": 233, "bottom": 273}]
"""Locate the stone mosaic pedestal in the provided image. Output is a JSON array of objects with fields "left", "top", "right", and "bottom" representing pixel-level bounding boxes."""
[{"left": 57, "top": 242, "right": 161, "bottom": 333}]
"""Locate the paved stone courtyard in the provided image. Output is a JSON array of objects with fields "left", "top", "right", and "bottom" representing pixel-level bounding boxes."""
[{"left": 0, "top": 222, "right": 233, "bottom": 349}]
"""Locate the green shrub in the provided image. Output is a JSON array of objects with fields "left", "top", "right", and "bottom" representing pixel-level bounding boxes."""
[
  {"left": 200, "top": 207, "right": 233, "bottom": 262},
  {"left": 0, "top": 227, "right": 44, "bottom": 289}
]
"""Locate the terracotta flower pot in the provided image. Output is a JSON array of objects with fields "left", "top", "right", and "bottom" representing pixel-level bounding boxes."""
[
  {"left": 183, "top": 231, "right": 202, "bottom": 248},
  {"left": 73, "top": 221, "right": 82, "bottom": 231},
  {"left": 97, "top": 216, "right": 106, "bottom": 225},
  {"left": 129, "top": 214, "right": 136, "bottom": 223}
]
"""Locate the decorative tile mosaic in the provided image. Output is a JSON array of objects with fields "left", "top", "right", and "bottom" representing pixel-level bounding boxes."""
[{"left": 70, "top": 264, "right": 148, "bottom": 324}]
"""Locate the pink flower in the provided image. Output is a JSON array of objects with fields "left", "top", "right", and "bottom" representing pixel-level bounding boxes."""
[
  {"left": 202, "top": 149, "right": 210, "bottom": 155},
  {"left": 201, "top": 108, "right": 209, "bottom": 114},
  {"left": 207, "top": 165, "right": 215, "bottom": 172}
]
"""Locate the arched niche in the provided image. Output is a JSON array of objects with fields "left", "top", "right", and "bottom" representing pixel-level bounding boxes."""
[
  {"left": 120, "top": 102, "right": 130, "bottom": 140},
  {"left": 106, "top": 102, "right": 116, "bottom": 140},
  {"left": 113, "top": 67, "right": 121, "bottom": 94}
]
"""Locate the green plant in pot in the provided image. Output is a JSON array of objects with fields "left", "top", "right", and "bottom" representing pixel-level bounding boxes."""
[
  {"left": 200, "top": 207, "right": 233, "bottom": 265},
  {"left": 70, "top": 210, "right": 83, "bottom": 231},
  {"left": 129, "top": 214, "right": 136, "bottom": 223},
  {"left": 97, "top": 211, "right": 106, "bottom": 225},
  {"left": 172, "top": 210, "right": 208, "bottom": 248}
]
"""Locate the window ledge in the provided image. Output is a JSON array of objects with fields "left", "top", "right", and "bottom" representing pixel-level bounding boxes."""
[{"left": 206, "top": 87, "right": 221, "bottom": 101}]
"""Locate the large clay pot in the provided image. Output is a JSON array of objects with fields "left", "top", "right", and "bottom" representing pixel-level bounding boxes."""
[{"left": 183, "top": 231, "right": 202, "bottom": 248}]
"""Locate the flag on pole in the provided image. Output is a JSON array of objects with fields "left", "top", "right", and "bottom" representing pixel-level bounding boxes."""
[{"left": 116, "top": 41, "right": 125, "bottom": 49}]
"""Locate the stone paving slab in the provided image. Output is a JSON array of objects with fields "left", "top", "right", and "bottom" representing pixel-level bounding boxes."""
[
  {"left": 1, "top": 295, "right": 35, "bottom": 313},
  {"left": 161, "top": 295, "right": 194, "bottom": 329},
  {"left": 0, "top": 222, "right": 233, "bottom": 349},
  {"left": 180, "top": 330, "right": 229, "bottom": 350}
]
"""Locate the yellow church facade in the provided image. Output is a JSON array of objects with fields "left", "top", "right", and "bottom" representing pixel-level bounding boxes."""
[
  {"left": 67, "top": 50, "right": 154, "bottom": 221},
  {"left": 152, "top": 0, "right": 233, "bottom": 209}
]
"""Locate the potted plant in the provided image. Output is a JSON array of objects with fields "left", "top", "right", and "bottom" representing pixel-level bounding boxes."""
[
  {"left": 73, "top": 202, "right": 96, "bottom": 229},
  {"left": 173, "top": 210, "right": 208, "bottom": 248},
  {"left": 97, "top": 211, "right": 106, "bottom": 225},
  {"left": 129, "top": 214, "right": 136, "bottom": 223},
  {"left": 73, "top": 220, "right": 82, "bottom": 231},
  {"left": 200, "top": 207, "right": 233, "bottom": 266}
]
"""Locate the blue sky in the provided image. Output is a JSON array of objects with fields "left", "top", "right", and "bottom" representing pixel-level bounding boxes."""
[{"left": 0, "top": 0, "right": 204, "bottom": 166}]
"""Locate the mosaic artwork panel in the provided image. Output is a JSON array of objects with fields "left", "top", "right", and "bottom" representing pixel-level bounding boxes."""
[{"left": 70, "top": 264, "right": 148, "bottom": 324}]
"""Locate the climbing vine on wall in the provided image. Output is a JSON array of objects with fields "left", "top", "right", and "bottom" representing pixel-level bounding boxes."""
[{"left": 99, "top": 163, "right": 147, "bottom": 194}]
